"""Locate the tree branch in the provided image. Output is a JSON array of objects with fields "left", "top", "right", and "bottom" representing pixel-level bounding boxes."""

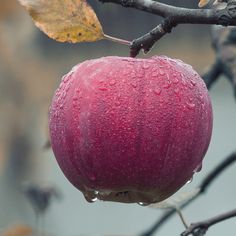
[
  {"left": 130, "top": 17, "right": 177, "bottom": 57},
  {"left": 140, "top": 152, "right": 236, "bottom": 236},
  {"left": 201, "top": 59, "right": 222, "bottom": 89},
  {"left": 99, "top": 0, "right": 236, "bottom": 56},
  {"left": 181, "top": 209, "right": 236, "bottom": 236}
]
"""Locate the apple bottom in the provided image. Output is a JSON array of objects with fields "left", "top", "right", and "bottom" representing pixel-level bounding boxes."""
[{"left": 81, "top": 187, "right": 174, "bottom": 204}]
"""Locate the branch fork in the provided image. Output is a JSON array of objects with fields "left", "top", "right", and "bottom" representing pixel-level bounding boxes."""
[{"left": 99, "top": 0, "right": 236, "bottom": 57}]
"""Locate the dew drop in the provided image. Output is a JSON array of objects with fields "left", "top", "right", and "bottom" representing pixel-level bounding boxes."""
[
  {"left": 115, "top": 100, "right": 121, "bottom": 106},
  {"left": 194, "top": 163, "right": 202, "bottom": 173},
  {"left": 138, "top": 202, "right": 150, "bottom": 206},
  {"left": 142, "top": 63, "right": 150, "bottom": 69},
  {"left": 159, "top": 69, "right": 165, "bottom": 76},
  {"left": 131, "top": 81, "right": 138, "bottom": 88},
  {"left": 62, "top": 76, "right": 70, "bottom": 84},
  {"left": 163, "top": 81, "right": 171, "bottom": 89},
  {"left": 84, "top": 190, "right": 98, "bottom": 203},
  {"left": 109, "top": 79, "right": 116, "bottom": 86},
  {"left": 186, "top": 102, "right": 196, "bottom": 110},
  {"left": 123, "top": 69, "right": 130, "bottom": 76},
  {"left": 152, "top": 71, "right": 158, "bottom": 77},
  {"left": 99, "top": 190, "right": 111, "bottom": 196},
  {"left": 174, "top": 88, "right": 180, "bottom": 95},
  {"left": 182, "top": 80, "right": 187, "bottom": 86},
  {"left": 188, "top": 96, "right": 193, "bottom": 102},
  {"left": 99, "top": 87, "right": 108, "bottom": 91},
  {"left": 190, "top": 79, "right": 197, "bottom": 86},
  {"left": 173, "top": 78, "right": 179, "bottom": 84},
  {"left": 154, "top": 88, "right": 162, "bottom": 95},
  {"left": 186, "top": 177, "right": 193, "bottom": 184}
]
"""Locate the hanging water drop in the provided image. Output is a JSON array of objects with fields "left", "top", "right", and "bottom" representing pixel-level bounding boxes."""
[
  {"left": 186, "top": 177, "right": 193, "bottom": 184},
  {"left": 83, "top": 190, "right": 98, "bottom": 203},
  {"left": 194, "top": 163, "right": 202, "bottom": 173},
  {"left": 138, "top": 202, "right": 150, "bottom": 206}
]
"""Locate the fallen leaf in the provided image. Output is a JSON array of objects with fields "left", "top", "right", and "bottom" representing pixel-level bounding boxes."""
[{"left": 18, "top": 0, "right": 104, "bottom": 43}]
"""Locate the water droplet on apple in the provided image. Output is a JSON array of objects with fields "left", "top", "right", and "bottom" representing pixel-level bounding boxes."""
[
  {"left": 131, "top": 81, "right": 138, "bottom": 88},
  {"left": 194, "top": 163, "right": 202, "bottom": 173},
  {"left": 159, "top": 69, "right": 165, "bottom": 76},
  {"left": 154, "top": 88, "right": 162, "bottom": 95},
  {"left": 190, "top": 79, "right": 196, "bottom": 86},
  {"left": 138, "top": 202, "right": 150, "bottom": 206},
  {"left": 99, "top": 87, "right": 108, "bottom": 91},
  {"left": 62, "top": 76, "right": 70, "bottom": 84},
  {"left": 173, "top": 77, "right": 179, "bottom": 84},
  {"left": 109, "top": 79, "right": 116, "bottom": 86},
  {"left": 182, "top": 79, "right": 187, "bottom": 86},
  {"left": 163, "top": 81, "right": 171, "bottom": 89},
  {"left": 186, "top": 102, "right": 196, "bottom": 110},
  {"left": 186, "top": 177, "right": 193, "bottom": 184},
  {"left": 83, "top": 190, "right": 98, "bottom": 203},
  {"left": 174, "top": 88, "right": 180, "bottom": 95},
  {"left": 142, "top": 63, "right": 150, "bottom": 69},
  {"left": 115, "top": 100, "right": 121, "bottom": 106}
]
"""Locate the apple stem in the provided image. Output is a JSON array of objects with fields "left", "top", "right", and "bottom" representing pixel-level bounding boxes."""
[{"left": 103, "top": 33, "right": 131, "bottom": 46}]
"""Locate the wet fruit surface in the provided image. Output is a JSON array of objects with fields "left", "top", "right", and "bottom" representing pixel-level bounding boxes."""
[{"left": 49, "top": 56, "right": 213, "bottom": 204}]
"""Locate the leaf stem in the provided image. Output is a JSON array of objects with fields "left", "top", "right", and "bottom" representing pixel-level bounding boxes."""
[
  {"left": 175, "top": 207, "right": 189, "bottom": 229},
  {"left": 103, "top": 33, "right": 131, "bottom": 46}
]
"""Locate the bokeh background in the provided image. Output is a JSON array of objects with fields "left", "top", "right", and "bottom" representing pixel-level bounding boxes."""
[{"left": 0, "top": 0, "right": 235, "bottom": 235}]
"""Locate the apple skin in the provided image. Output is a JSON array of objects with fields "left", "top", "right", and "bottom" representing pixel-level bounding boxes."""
[{"left": 49, "top": 56, "right": 213, "bottom": 204}]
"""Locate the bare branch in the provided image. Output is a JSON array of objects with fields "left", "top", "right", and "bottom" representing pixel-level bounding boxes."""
[
  {"left": 140, "top": 152, "right": 236, "bottom": 236},
  {"left": 181, "top": 209, "right": 236, "bottom": 236},
  {"left": 130, "top": 17, "right": 177, "bottom": 57},
  {"left": 201, "top": 59, "right": 222, "bottom": 89},
  {"left": 99, "top": 0, "right": 236, "bottom": 56}
]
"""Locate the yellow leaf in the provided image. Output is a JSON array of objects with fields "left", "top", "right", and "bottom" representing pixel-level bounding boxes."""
[{"left": 18, "top": 0, "right": 104, "bottom": 43}]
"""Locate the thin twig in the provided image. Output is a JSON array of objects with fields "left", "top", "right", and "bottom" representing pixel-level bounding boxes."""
[
  {"left": 99, "top": 0, "right": 236, "bottom": 56},
  {"left": 181, "top": 208, "right": 236, "bottom": 236},
  {"left": 140, "top": 152, "right": 236, "bottom": 236}
]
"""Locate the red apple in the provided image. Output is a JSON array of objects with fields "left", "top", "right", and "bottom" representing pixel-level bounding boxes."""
[{"left": 49, "top": 56, "right": 213, "bottom": 204}]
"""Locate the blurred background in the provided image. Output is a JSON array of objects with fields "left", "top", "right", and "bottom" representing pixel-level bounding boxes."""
[{"left": 0, "top": 0, "right": 235, "bottom": 235}]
